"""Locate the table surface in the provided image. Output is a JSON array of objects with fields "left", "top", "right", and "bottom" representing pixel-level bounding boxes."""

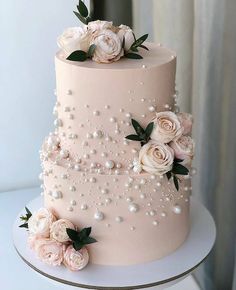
[{"left": 0, "top": 187, "right": 200, "bottom": 290}]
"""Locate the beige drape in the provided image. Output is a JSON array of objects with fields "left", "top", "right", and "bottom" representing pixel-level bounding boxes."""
[{"left": 133, "top": 1, "right": 236, "bottom": 289}]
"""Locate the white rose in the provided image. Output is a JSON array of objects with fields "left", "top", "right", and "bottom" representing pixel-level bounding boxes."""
[
  {"left": 91, "top": 29, "right": 124, "bottom": 63},
  {"left": 63, "top": 245, "right": 89, "bottom": 271},
  {"left": 35, "top": 238, "right": 65, "bottom": 266},
  {"left": 88, "top": 20, "right": 113, "bottom": 33},
  {"left": 139, "top": 141, "right": 174, "bottom": 175},
  {"left": 177, "top": 112, "right": 193, "bottom": 135},
  {"left": 50, "top": 219, "right": 75, "bottom": 243},
  {"left": 151, "top": 111, "right": 184, "bottom": 143},
  {"left": 57, "top": 27, "right": 90, "bottom": 56},
  {"left": 28, "top": 208, "right": 56, "bottom": 238},
  {"left": 118, "top": 24, "right": 135, "bottom": 51},
  {"left": 170, "top": 135, "right": 195, "bottom": 164}
]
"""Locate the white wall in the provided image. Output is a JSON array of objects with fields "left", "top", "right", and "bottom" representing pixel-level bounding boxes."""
[{"left": 0, "top": 0, "right": 88, "bottom": 192}]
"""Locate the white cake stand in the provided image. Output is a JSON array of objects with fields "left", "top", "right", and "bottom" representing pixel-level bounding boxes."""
[{"left": 13, "top": 197, "right": 216, "bottom": 290}]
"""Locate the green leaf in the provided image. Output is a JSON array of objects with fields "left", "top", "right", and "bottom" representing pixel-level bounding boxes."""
[
  {"left": 125, "top": 134, "right": 143, "bottom": 141},
  {"left": 73, "top": 11, "right": 88, "bottom": 24},
  {"left": 172, "top": 163, "right": 189, "bottom": 175},
  {"left": 86, "top": 15, "right": 93, "bottom": 23},
  {"left": 131, "top": 119, "right": 145, "bottom": 136},
  {"left": 125, "top": 53, "right": 143, "bottom": 59},
  {"left": 130, "top": 46, "right": 139, "bottom": 52},
  {"left": 166, "top": 171, "right": 172, "bottom": 180},
  {"left": 78, "top": 0, "right": 88, "bottom": 17},
  {"left": 122, "top": 37, "right": 125, "bottom": 49},
  {"left": 174, "top": 158, "right": 184, "bottom": 163},
  {"left": 67, "top": 50, "right": 87, "bottom": 62},
  {"left": 144, "top": 122, "right": 154, "bottom": 139},
  {"left": 84, "top": 237, "right": 97, "bottom": 245},
  {"left": 79, "top": 227, "right": 92, "bottom": 240},
  {"left": 139, "top": 44, "right": 149, "bottom": 51},
  {"left": 66, "top": 228, "right": 79, "bottom": 241},
  {"left": 132, "top": 34, "right": 148, "bottom": 48},
  {"left": 73, "top": 241, "right": 84, "bottom": 251},
  {"left": 19, "top": 223, "right": 28, "bottom": 229},
  {"left": 87, "top": 44, "right": 96, "bottom": 58},
  {"left": 25, "top": 207, "right": 32, "bottom": 217},
  {"left": 173, "top": 175, "right": 179, "bottom": 191}
]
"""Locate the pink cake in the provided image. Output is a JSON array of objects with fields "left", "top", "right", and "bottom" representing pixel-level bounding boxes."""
[
  {"left": 21, "top": 2, "right": 195, "bottom": 270},
  {"left": 40, "top": 42, "right": 193, "bottom": 265}
]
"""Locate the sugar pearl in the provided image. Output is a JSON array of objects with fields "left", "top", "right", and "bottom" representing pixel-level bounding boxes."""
[
  {"left": 52, "top": 191, "right": 62, "bottom": 199},
  {"left": 81, "top": 204, "right": 88, "bottom": 210},
  {"left": 161, "top": 212, "right": 167, "bottom": 217},
  {"left": 66, "top": 89, "right": 72, "bottom": 95},
  {"left": 148, "top": 106, "right": 155, "bottom": 112},
  {"left": 69, "top": 186, "right": 76, "bottom": 192},
  {"left": 59, "top": 149, "right": 69, "bottom": 158},
  {"left": 173, "top": 205, "right": 182, "bottom": 214},
  {"left": 128, "top": 203, "right": 139, "bottom": 213},
  {"left": 93, "top": 110, "right": 100, "bottom": 116},
  {"left": 70, "top": 200, "right": 76, "bottom": 206},
  {"left": 115, "top": 216, "right": 123, "bottom": 223},
  {"left": 105, "top": 198, "right": 112, "bottom": 204},
  {"left": 105, "top": 160, "right": 115, "bottom": 169},
  {"left": 89, "top": 177, "right": 96, "bottom": 183},
  {"left": 153, "top": 221, "right": 159, "bottom": 226},
  {"left": 110, "top": 117, "right": 116, "bottom": 123},
  {"left": 54, "top": 119, "right": 63, "bottom": 127},
  {"left": 140, "top": 193, "right": 146, "bottom": 199},
  {"left": 93, "top": 130, "right": 103, "bottom": 139},
  {"left": 94, "top": 211, "right": 104, "bottom": 221}
]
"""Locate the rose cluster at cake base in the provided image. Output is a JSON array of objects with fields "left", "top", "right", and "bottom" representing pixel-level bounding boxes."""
[{"left": 19, "top": 207, "right": 97, "bottom": 271}]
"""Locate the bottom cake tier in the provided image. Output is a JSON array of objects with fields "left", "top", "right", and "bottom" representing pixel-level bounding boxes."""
[{"left": 42, "top": 157, "right": 190, "bottom": 266}]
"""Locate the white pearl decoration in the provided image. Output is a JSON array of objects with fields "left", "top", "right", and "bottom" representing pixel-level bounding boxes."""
[
  {"left": 105, "top": 198, "right": 112, "bottom": 204},
  {"left": 153, "top": 220, "right": 159, "bottom": 226},
  {"left": 105, "top": 160, "right": 115, "bottom": 169},
  {"left": 94, "top": 211, "right": 104, "bottom": 221},
  {"left": 54, "top": 118, "right": 63, "bottom": 127},
  {"left": 148, "top": 106, "right": 155, "bottom": 112},
  {"left": 93, "top": 130, "right": 103, "bottom": 139},
  {"left": 66, "top": 89, "right": 72, "bottom": 95},
  {"left": 128, "top": 203, "right": 139, "bottom": 213},
  {"left": 140, "top": 193, "right": 146, "bottom": 199},
  {"left": 69, "top": 186, "right": 76, "bottom": 192},
  {"left": 67, "top": 206, "right": 73, "bottom": 212},
  {"left": 81, "top": 204, "right": 88, "bottom": 210},
  {"left": 74, "top": 164, "right": 81, "bottom": 171},
  {"left": 142, "top": 64, "right": 147, "bottom": 68},
  {"left": 101, "top": 188, "right": 109, "bottom": 194},
  {"left": 59, "top": 149, "right": 69, "bottom": 159},
  {"left": 89, "top": 177, "right": 96, "bottom": 183},
  {"left": 161, "top": 212, "right": 167, "bottom": 217},
  {"left": 173, "top": 205, "right": 182, "bottom": 214},
  {"left": 93, "top": 110, "right": 100, "bottom": 116},
  {"left": 52, "top": 191, "right": 62, "bottom": 199},
  {"left": 115, "top": 216, "right": 123, "bottom": 223},
  {"left": 110, "top": 117, "right": 116, "bottom": 123},
  {"left": 70, "top": 200, "right": 76, "bottom": 206}
]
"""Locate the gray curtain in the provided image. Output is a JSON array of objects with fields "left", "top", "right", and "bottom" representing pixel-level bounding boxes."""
[{"left": 133, "top": 0, "right": 236, "bottom": 289}]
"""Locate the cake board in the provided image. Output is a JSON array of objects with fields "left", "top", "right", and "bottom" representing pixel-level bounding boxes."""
[{"left": 13, "top": 196, "right": 216, "bottom": 289}]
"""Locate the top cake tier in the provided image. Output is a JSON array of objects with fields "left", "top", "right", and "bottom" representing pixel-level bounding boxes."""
[{"left": 54, "top": 42, "right": 177, "bottom": 171}]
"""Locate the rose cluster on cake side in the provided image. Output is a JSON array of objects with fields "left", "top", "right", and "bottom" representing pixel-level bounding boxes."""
[
  {"left": 57, "top": 0, "right": 149, "bottom": 63},
  {"left": 126, "top": 111, "right": 195, "bottom": 190},
  {"left": 19, "top": 207, "right": 97, "bottom": 271}
]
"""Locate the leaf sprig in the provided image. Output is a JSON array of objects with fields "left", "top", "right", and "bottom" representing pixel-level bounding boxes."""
[
  {"left": 166, "top": 159, "right": 189, "bottom": 191},
  {"left": 126, "top": 119, "right": 154, "bottom": 146},
  {"left": 66, "top": 227, "right": 97, "bottom": 251},
  {"left": 125, "top": 34, "right": 149, "bottom": 60},
  {"left": 73, "top": 0, "right": 92, "bottom": 25},
  {"left": 67, "top": 44, "right": 96, "bottom": 62},
  {"left": 19, "top": 207, "right": 32, "bottom": 229}
]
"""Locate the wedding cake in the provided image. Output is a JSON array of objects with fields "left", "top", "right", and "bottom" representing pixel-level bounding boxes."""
[{"left": 20, "top": 1, "right": 195, "bottom": 271}]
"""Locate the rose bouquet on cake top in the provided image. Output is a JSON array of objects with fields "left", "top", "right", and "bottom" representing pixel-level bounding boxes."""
[
  {"left": 57, "top": 0, "right": 149, "bottom": 63},
  {"left": 19, "top": 207, "right": 97, "bottom": 271},
  {"left": 126, "top": 111, "right": 195, "bottom": 190}
]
